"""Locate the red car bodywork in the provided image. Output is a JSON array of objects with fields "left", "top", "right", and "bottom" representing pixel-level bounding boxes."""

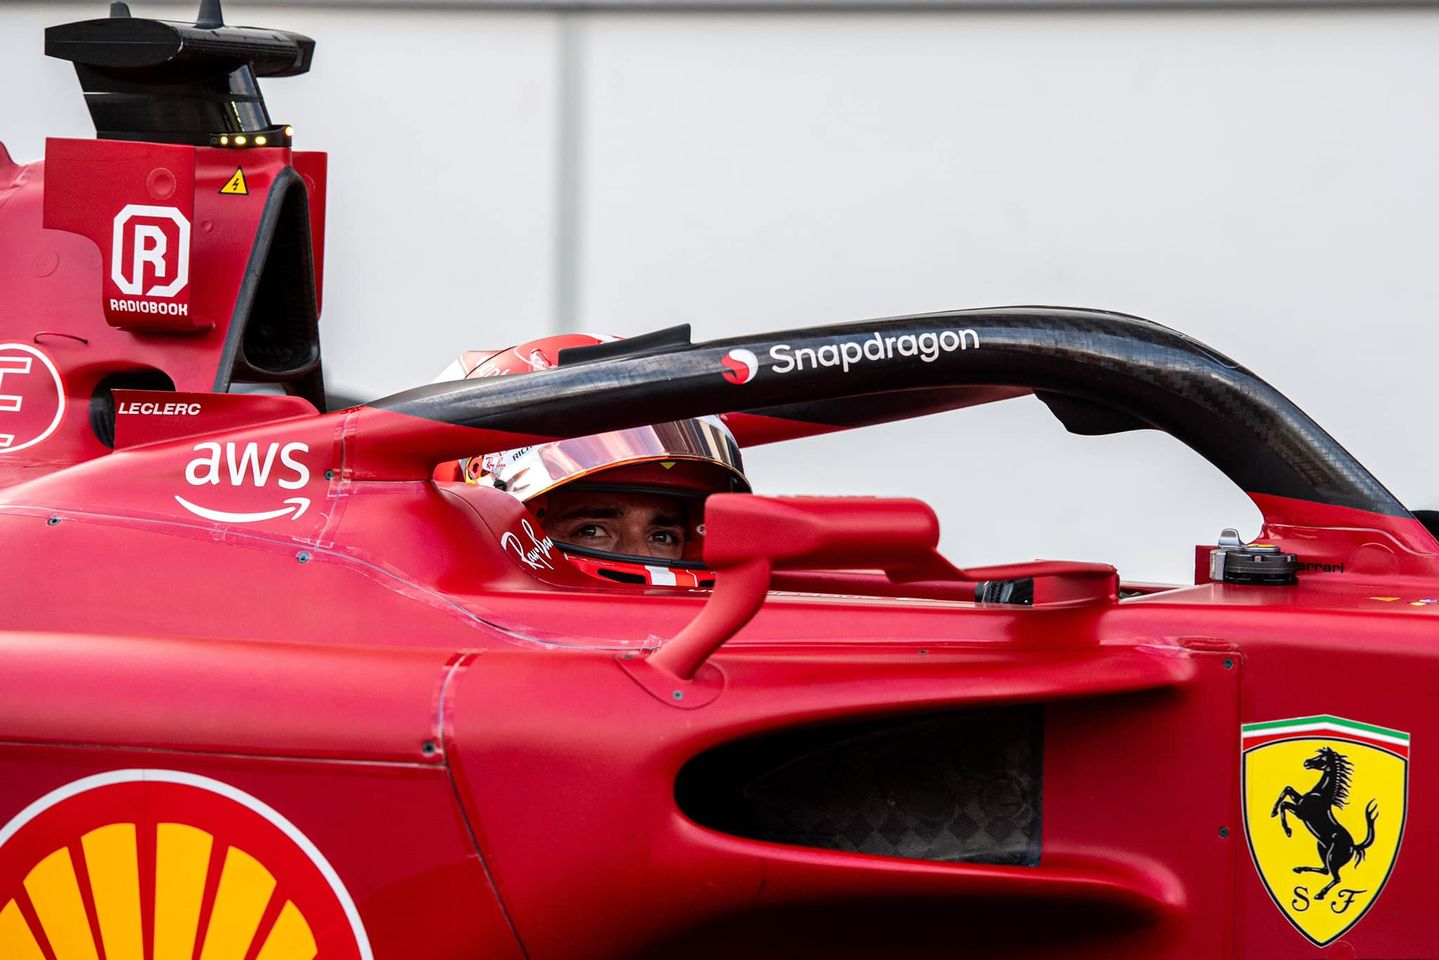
[{"left": 0, "top": 7, "right": 1434, "bottom": 959}]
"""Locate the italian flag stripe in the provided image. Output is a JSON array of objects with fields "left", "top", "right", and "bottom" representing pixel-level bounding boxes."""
[
  {"left": 1242, "top": 715, "right": 1410, "bottom": 746},
  {"left": 1243, "top": 729, "right": 1409, "bottom": 759}
]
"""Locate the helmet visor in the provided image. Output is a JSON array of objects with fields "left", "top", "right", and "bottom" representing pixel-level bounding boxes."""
[{"left": 493, "top": 416, "right": 746, "bottom": 503}]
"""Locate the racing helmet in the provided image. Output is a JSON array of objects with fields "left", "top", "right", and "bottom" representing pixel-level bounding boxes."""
[{"left": 440, "top": 335, "right": 749, "bottom": 587}]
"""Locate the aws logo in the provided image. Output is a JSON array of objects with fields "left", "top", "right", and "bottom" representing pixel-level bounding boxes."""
[
  {"left": 175, "top": 441, "right": 312, "bottom": 524},
  {"left": 0, "top": 770, "right": 370, "bottom": 960}
]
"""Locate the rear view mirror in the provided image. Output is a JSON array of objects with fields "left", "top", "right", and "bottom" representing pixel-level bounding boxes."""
[{"left": 646, "top": 495, "right": 1116, "bottom": 682}]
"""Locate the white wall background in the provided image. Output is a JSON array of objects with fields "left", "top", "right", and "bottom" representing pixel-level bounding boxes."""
[{"left": 7, "top": 1, "right": 1439, "bottom": 581}]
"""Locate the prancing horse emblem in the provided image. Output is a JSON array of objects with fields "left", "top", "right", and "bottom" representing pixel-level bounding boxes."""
[
  {"left": 1270, "top": 746, "right": 1377, "bottom": 900},
  {"left": 1242, "top": 715, "right": 1409, "bottom": 947}
]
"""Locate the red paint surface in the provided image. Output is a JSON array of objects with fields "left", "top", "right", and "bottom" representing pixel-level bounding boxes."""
[
  {"left": 2, "top": 384, "right": 1437, "bottom": 957},
  {"left": 0, "top": 127, "right": 1437, "bottom": 960}
]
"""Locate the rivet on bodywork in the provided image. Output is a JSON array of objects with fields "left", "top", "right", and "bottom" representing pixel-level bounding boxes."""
[
  {"left": 421, "top": 740, "right": 439, "bottom": 757},
  {"left": 296, "top": 551, "right": 311, "bottom": 564},
  {"left": 671, "top": 690, "right": 684, "bottom": 701},
  {"left": 1218, "top": 826, "right": 1231, "bottom": 838},
  {"left": 1223, "top": 658, "right": 1235, "bottom": 669},
  {"left": 46, "top": 516, "right": 60, "bottom": 526}
]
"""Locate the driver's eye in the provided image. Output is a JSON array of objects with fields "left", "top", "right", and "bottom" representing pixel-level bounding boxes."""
[
  {"left": 648, "top": 530, "right": 679, "bottom": 545},
  {"left": 571, "top": 523, "right": 609, "bottom": 541}
]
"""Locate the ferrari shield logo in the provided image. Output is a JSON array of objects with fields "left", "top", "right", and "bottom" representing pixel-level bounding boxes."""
[{"left": 1242, "top": 715, "right": 1409, "bottom": 946}]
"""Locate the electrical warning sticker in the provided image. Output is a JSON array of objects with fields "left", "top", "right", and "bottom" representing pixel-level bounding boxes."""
[
  {"left": 220, "top": 168, "right": 249, "bottom": 196},
  {"left": 0, "top": 770, "right": 371, "bottom": 960}
]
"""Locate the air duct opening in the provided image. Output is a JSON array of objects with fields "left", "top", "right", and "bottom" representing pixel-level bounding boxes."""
[
  {"left": 676, "top": 707, "right": 1042, "bottom": 866},
  {"left": 90, "top": 368, "right": 176, "bottom": 447}
]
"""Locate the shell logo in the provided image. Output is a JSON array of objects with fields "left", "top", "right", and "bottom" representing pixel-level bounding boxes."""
[{"left": 0, "top": 770, "right": 370, "bottom": 960}]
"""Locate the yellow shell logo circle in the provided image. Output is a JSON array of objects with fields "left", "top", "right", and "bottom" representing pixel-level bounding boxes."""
[{"left": 0, "top": 770, "right": 370, "bottom": 960}]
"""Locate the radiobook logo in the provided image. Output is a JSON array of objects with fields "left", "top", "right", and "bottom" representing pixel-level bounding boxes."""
[{"left": 111, "top": 204, "right": 190, "bottom": 299}]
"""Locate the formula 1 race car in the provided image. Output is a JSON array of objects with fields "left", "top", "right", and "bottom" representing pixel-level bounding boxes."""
[{"left": 0, "top": 4, "right": 1434, "bottom": 959}]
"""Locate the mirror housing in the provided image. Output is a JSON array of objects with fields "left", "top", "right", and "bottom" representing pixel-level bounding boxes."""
[{"left": 645, "top": 495, "right": 1117, "bottom": 684}]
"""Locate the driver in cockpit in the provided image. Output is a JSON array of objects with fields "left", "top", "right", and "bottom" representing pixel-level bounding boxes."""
[{"left": 434, "top": 335, "right": 749, "bottom": 587}]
